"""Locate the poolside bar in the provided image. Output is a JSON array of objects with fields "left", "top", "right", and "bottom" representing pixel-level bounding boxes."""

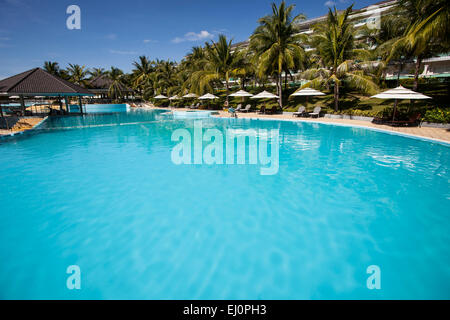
[{"left": 0, "top": 68, "right": 94, "bottom": 116}]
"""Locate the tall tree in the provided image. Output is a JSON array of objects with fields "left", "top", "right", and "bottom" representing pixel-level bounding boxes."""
[
  {"left": 156, "top": 60, "right": 178, "bottom": 95},
  {"left": 107, "top": 67, "right": 125, "bottom": 100},
  {"left": 89, "top": 67, "right": 107, "bottom": 79},
  {"left": 304, "top": 5, "right": 378, "bottom": 111},
  {"left": 404, "top": 0, "right": 449, "bottom": 49},
  {"left": 250, "top": 1, "right": 306, "bottom": 108},
  {"left": 66, "top": 64, "right": 88, "bottom": 86},
  {"left": 43, "top": 61, "right": 60, "bottom": 76},
  {"left": 132, "top": 56, "right": 155, "bottom": 96},
  {"left": 189, "top": 35, "right": 246, "bottom": 102},
  {"left": 388, "top": 0, "right": 449, "bottom": 91}
]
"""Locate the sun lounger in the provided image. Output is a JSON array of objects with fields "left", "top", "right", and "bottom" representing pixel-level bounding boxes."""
[
  {"left": 258, "top": 106, "right": 266, "bottom": 114},
  {"left": 389, "top": 113, "right": 422, "bottom": 127},
  {"left": 266, "top": 106, "right": 278, "bottom": 115},
  {"left": 309, "top": 106, "right": 321, "bottom": 118},
  {"left": 234, "top": 104, "right": 242, "bottom": 112},
  {"left": 372, "top": 116, "right": 388, "bottom": 124},
  {"left": 239, "top": 104, "right": 252, "bottom": 113},
  {"left": 293, "top": 106, "right": 306, "bottom": 117},
  {"left": 191, "top": 103, "right": 200, "bottom": 109}
]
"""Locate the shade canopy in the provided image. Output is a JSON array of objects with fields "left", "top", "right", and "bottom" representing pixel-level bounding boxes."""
[
  {"left": 198, "top": 93, "right": 218, "bottom": 100},
  {"left": 154, "top": 94, "right": 168, "bottom": 99},
  {"left": 371, "top": 86, "right": 431, "bottom": 100},
  {"left": 250, "top": 90, "right": 279, "bottom": 99},
  {"left": 9, "top": 96, "right": 20, "bottom": 99},
  {"left": 290, "top": 87, "right": 325, "bottom": 97},
  {"left": 182, "top": 93, "right": 198, "bottom": 98},
  {"left": 229, "top": 90, "right": 253, "bottom": 97},
  {"left": 0, "top": 68, "right": 93, "bottom": 97},
  {"left": 169, "top": 95, "right": 181, "bottom": 100}
]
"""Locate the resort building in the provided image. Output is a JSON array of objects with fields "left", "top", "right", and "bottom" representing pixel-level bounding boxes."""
[
  {"left": 231, "top": 0, "right": 450, "bottom": 83},
  {"left": 0, "top": 68, "right": 93, "bottom": 115}
]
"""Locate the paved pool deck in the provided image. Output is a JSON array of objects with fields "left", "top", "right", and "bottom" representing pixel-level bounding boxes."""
[{"left": 0, "top": 117, "right": 45, "bottom": 136}]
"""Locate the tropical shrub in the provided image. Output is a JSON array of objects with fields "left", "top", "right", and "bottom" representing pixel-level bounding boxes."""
[{"left": 423, "top": 108, "right": 450, "bottom": 123}]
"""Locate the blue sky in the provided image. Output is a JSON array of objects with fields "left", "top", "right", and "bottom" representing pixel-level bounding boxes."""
[{"left": 0, "top": 0, "right": 378, "bottom": 79}]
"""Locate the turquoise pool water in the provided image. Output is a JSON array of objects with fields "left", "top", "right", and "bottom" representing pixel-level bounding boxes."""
[
  {"left": 0, "top": 109, "right": 449, "bottom": 299},
  {"left": 69, "top": 103, "right": 130, "bottom": 113}
]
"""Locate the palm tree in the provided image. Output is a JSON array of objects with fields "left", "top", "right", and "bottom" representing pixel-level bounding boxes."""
[
  {"left": 180, "top": 46, "right": 208, "bottom": 94},
  {"left": 107, "top": 67, "right": 125, "bottom": 100},
  {"left": 235, "top": 49, "right": 256, "bottom": 89},
  {"left": 156, "top": 60, "right": 178, "bottom": 95},
  {"left": 404, "top": 0, "right": 449, "bottom": 49},
  {"left": 43, "top": 61, "right": 60, "bottom": 76},
  {"left": 363, "top": 9, "right": 410, "bottom": 86},
  {"left": 132, "top": 56, "right": 155, "bottom": 96},
  {"left": 188, "top": 35, "right": 246, "bottom": 103},
  {"left": 66, "top": 64, "right": 88, "bottom": 86},
  {"left": 249, "top": 1, "right": 306, "bottom": 108},
  {"left": 387, "top": 0, "right": 449, "bottom": 91},
  {"left": 304, "top": 5, "right": 378, "bottom": 111},
  {"left": 89, "top": 67, "right": 107, "bottom": 79}
]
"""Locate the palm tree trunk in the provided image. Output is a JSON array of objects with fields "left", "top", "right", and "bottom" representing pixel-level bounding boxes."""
[
  {"left": 284, "top": 72, "right": 287, "bottom": 90},
  {"left": 278, "top": 73, "right": 283, "bottom": 109},
  {"left": 225, "top": 78, "right": 230, "bottom": 104},
  {"left": 413, "top": 56, "right": 422, "bottom": 91},
  {"left": 334, "top": 82, "right": 339, "bottom": 112}
]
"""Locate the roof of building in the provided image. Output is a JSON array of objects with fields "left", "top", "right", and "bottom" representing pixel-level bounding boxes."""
[
  {"left": 89, "top": 74, "right": 132, "bottom": 92},
  {"left": 0, "top": 68, "right": 93, "bottom": 96}
]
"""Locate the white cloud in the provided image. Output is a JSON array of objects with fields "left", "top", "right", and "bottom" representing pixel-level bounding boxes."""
[
  {"left": 143, "top": 39, "right": 158, "bottom": 43},
  {"left": 0, "top": 37, "right": 12, "bottom": 48},
  {"left": 325, "top": 1, "right": 336, "bottom": 6},
  {"left": 172, "top": 30, "right": 214, "bottom": 43},
  {"left": 105, "top": 33, "right": 117, "bottom": 40},
  {"left": 109, "top": 49, "right": 138, "bottom": 55}
]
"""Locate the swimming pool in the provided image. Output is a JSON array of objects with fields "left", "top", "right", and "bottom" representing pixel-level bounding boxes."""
[
  {"left": 0, "top": 109, "right": 449, "bottom": 299},
  {"left": 69, "top": 103, "right": 130, "bottom": 113},
  {"left": 172, "top": 110, "right": 219, "bottom": 118}
]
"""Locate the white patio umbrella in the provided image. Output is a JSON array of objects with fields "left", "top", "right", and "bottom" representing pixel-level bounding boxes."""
[
  {"left": 290, "top": 87, "right": 325, "bottom": 107},
  {"left": 154, "top": 94, "right": 168, "bottom": 99},
  {"left": 182, "top": 93, "right": 198, "bottom": 98},
  {"left": 229, "top": 90, "right": 253, "bottom": 97},
  {"left": 198, "top": 93, "right": 218, "bottom": 99},
  {"left": 371, "top": 86, "right": 431, "bottom": 121},
  {"left": 229, "top": 89, "right": 253, "bottom": 106},
  {"left": 198, "top": 93, "right": 218, "bottom": 109},
  {"left": 250, "top": 90, "right": 279, "bottom": 113},
  {"left": 169, "top": 95, "right": 181, "bottom": 100},
  {"left": 9, "top": 96, "right": 20, "bottom": 99},
  {"left": 250, "top": 90, "right": 278, "bottom": 99}
]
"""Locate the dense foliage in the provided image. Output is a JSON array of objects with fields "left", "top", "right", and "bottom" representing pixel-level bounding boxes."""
[{"left": 43, "top": 0, "right": 449, "bottom": 120}]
